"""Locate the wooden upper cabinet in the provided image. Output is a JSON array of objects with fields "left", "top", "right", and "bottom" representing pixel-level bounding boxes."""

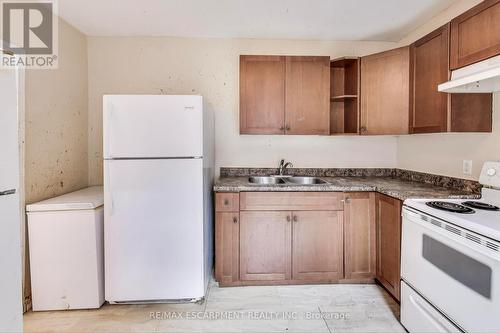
[
  {"left": 450, "top": 0, "right": 500, "bottom": 69},
  {"left": 449, "top": 94, "right": 492, "bottom": 132},
  {"left": 240, "top": 56, "right": 286, "bottom": 134},
  {"left": 411, "top": 24, "right": 493, "bottom": 134},
  {"left": 360, "top": 47, "right": 410, "bottom": 135},
  {"left": 330, "top": 58, "right": 360, "bottom": 135},
  {"left": 376, "top": 194, "right": 402, "bottom": 301},
  {"left": 285, "top": 56, "right": 330, "bottom": 135},
  {"left": 344, "top": 193, "right": 376, "bottom": 280},
  {"left": 410, "top": 24, "right": 450, "bottom": 134},
  {"left": 240, "top": 55, "right": 330, "bottom": 135},
  {"left": 291, "top": 211, "right": 344, "bottom": 281}
]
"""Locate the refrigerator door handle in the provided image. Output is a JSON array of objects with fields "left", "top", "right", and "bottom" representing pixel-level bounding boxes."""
[
  {"left": 106, "top": 167, "right": 114, "bottom": 216},
  {"left": 105, "top": 107, "right": 113, "bottom": 159}
]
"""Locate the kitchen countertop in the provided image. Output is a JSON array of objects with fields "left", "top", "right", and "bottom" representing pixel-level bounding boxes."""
[{"left": 213, "top": 176, "right": 480, "bottom": 201}]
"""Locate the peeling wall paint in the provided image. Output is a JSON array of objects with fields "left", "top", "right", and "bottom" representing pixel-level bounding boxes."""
[
  {"left": 87, "top": 37, "right": 399, "bottom": 184},
  {"left": 25, "top": 18, "right": 88, "bottom": 204}
]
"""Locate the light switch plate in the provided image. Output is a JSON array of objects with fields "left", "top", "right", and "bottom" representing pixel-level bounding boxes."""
[{"left": 463, "top": 160, "right": 473, "bottom": 175}]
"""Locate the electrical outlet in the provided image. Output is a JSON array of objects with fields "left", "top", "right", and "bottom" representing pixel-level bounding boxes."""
[{"left": 463, "top": 160, "right": 473, "bottom": 175}]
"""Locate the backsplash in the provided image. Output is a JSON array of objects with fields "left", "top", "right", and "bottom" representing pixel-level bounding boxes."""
[
  {"left": 219, "top": 167, "right": 396, "bottom": 177},
  {"left": 394, "top": 169, "right": 481, "bottom": 194}
]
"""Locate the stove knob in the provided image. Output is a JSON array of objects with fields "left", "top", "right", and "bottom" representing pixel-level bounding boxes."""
[{"left": 487, "top": 168, "right": 497, "bottom": 176}]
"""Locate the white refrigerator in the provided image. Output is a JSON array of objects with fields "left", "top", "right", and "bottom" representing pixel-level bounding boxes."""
[{"left": 103, "top": 95, "right": 214, "bottom": 303}]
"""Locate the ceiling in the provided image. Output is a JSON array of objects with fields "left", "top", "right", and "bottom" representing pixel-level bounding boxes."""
[{"left": 58, "top": 0, "right": 457, "bottom": 41}]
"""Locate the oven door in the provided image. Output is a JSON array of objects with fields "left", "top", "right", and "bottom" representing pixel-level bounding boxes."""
[{"left": 401, "top": 207, "right": 500, "bottom": 333}]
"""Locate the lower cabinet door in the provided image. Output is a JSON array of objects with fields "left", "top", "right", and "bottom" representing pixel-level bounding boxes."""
[
  {"left": 292, "top": 211, "right": 344, "bottom": 281},
  {"left": 344, "top": 193, "right": 376, "bottom": 280},
  {"left": 376, "top": 194, "right": 402, "bottom": 300},
  {"left": 240, "top": 211, "right": 292, "bottom": 281},
  {"left": 215, "top": 212, "right": 240, "bottom": 284}
]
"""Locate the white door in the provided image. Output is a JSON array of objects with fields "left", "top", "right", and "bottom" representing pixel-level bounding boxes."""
[
  {"left": 0, "top": 65, "right": 23, "bottom": 332},
  {"left": 104, "top": 158, "right": 205, "bottom": 302},
  {"left": 103, "top": 95, "right": 203, "bottom": 159}
]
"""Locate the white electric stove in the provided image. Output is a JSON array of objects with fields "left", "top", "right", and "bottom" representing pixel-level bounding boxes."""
[{"left": 401, "top": 161, "right": 500, "bottom": 333}]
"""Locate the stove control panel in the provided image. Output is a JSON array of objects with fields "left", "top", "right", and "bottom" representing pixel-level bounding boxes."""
[{"left": 479, "top": 161, "right": 500, "bottom": 188}]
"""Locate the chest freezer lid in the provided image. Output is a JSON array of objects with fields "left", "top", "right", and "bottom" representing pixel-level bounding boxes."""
[{"left": 27, "top": 186, "right": 104, "bottom": 212}]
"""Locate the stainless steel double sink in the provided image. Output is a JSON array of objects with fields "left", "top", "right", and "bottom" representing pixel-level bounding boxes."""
[{"left": 248, "top": 176, "right": 328, "bottom": 185}]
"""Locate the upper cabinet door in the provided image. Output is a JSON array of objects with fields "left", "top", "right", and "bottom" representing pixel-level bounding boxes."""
[
  {"left": 410, "top": 24, "right": 449, "bottom": 134},
  {"left": 450, "top": 0, "right": 500, "bottom": 69},
  {"left": 240, "top": 56, "right": 286, "bottom": 134},
  {"left": 285, "top": 56, "right": 330, "bottom": 135},
  {"left": 360, "top": 47, "right": 410, "bottom": 135}
]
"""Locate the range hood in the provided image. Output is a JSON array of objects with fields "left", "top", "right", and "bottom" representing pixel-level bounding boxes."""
[{"left": 438, "top": 54, "right": 500, "bottom": 93}]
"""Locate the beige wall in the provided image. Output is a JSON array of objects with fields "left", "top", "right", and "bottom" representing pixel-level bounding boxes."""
[
  {"left": 396, "top": 0, "right": 499, "bottom": 180},
  {"left": 87, "top": 37, "right": 398, "bottom": 184},
  {"left": 25, "top": 18, "right": 88, "bottom": 203},
  {"left": 84, "top": 0, "right": 498, "bottom": 184}
]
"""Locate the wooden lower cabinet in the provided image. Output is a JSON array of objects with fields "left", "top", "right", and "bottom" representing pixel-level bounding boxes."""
[
  {"left": 215, "top": 191, "right": 399, "bottom": 290},
  {"left": 344, "top": 193, "right": 376, "bottom": 280},
  {"left": 375, "top": 194, "right": 402, "bottom": 301},
  {"left": 239, "top": 211, "right": 292, "bottom": 281},
  {"left": 292, "top": 211, "right": 344, "bottom": 281},
  {"left": 215, "top": 212, "right": 240, "bottom": 284}
]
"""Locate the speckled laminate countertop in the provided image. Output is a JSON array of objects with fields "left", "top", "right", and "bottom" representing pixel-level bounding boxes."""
[{"left": 213, "top": 176, "right": 480, "bottom": 201}]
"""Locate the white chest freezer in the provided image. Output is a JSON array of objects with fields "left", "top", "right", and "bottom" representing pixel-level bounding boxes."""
[{"left": 27, "top": 186, "right": 104, "bottom": 311}]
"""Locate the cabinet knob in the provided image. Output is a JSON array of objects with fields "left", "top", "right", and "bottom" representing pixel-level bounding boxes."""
[
  {"left": 286, "top": 215, "right": 291, "bottom": 222},
  {"left": 233, "top": 217, "right": 238, "bottom": 224},
  {"left": 293, "top": 215, "right": 298, "bottom": 222},
  {"left": 224, "top": 199, "right": 229, "bottom": 205},
  {"left": 279, "top": 126, "right": 285, "bottom": 131},
  {"left": 285, "top": 125, "right": 291, "bottom": 131},
  {"left": 345, "top": 198, "right": 351, "bottom": 204},
  {"left": 360, "top": 126, "right": 367, "bottom": 133}
]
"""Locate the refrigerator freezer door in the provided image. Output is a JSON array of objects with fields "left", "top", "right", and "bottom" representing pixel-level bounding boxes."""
[
  {"left": 103, "top": 95, "right": 203, "bottom": 158},
  {"left": 104, "top": 158, "right": 205, "bottom": 302}
]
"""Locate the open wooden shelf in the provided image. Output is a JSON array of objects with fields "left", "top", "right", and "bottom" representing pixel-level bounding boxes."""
[
  {"left": 330, "top": 57, "right": 359, "bottom": 68},
  {"left": 330, "top": 57, "right": 360, "bottom": 135}
]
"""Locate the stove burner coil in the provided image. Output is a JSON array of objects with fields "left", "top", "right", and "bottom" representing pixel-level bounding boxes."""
[
  {"left": 462, "top": 201, "right": 500, "bottom": 211},
  {"left": 425, "top": 201, "right": 475, "bottom": 214}
]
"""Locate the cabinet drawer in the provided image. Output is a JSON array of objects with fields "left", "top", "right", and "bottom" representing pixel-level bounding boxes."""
[
  {"left": 215, "top": 193, "right": 240, "bottom": 212},
  {"left": 240, "top": 192, "right": 344, "bottom": 211}
]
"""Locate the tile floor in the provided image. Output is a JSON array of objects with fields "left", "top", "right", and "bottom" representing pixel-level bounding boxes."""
[{"left": 24, "top": 282, "right": 405, "bottom": 333}]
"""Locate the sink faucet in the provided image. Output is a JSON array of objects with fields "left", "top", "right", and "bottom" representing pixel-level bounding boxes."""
[{"left": 278, "top": 159, "right": 293, "bottom": 176}]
